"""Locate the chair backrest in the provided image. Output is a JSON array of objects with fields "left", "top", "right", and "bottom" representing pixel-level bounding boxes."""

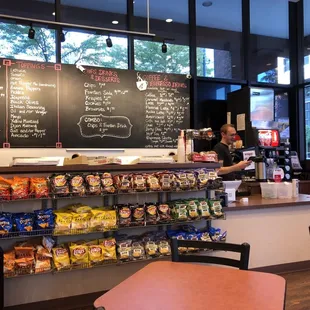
[{"left": 171, "top": 238, "right": 250, "bottom": 270}]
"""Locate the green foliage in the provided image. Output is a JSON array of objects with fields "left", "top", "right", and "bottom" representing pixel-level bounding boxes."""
[
  {"left": 0, "top": 23, "right": 212, "bottom": 75},
  {"left": 0, "top": 23, "right": 55, "bottom": 62},
  {"left": 134, "top": 40, "right": 190, "bottom": 74},
  {"left": 306, "top": 125, "right": 310, "bottom": 146},
  {"left": 196, "top": 48, "right": 214, "bottom": 77},
  {"left": 61, "top": 33, "right": 128, "bottom": 69}
]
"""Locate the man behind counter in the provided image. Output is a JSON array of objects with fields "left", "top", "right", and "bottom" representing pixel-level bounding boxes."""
[{"left": 213, "top": 124, "right": 252, "bottom": 180}]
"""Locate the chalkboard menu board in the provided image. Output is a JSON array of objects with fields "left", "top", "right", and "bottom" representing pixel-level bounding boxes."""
[
  {"left": 0, "top": 59, "right": 58, "bottom": 147},
  {"left": 0, "top": 58, "right": 190, "bottom": 148}
]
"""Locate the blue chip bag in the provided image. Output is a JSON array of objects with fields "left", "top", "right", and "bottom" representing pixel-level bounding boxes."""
[
  {"left": 0, "top": 212, "right": 13, "bottom": 235},
  {"left": 14, "top": 213, "right": 34, "bottom": 232},
  {"left": 34, "top": 208, "right": 54, "bottom": 230}
]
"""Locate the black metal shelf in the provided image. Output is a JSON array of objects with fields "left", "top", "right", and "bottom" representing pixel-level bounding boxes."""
[{"left": 0, "top": 187, "right": 210, "bottom": 204}]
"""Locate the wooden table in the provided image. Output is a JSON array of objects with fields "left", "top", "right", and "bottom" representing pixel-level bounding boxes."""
[{"left": 94, "top": 261, "right": 286, "bottom": 310}]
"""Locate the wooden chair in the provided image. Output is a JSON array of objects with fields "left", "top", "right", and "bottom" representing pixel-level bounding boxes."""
[{"left": 171, "top": 238, "right": 250, "bottom": 270}]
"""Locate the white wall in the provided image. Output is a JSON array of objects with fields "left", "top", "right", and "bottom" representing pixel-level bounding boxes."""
[{"left": 0, "top": 148, "right": 176, "bottom": 166}]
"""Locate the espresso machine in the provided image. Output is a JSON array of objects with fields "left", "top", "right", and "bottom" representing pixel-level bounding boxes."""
[{"left": 255, "top": 129, "right": 293, "bottom": 182}]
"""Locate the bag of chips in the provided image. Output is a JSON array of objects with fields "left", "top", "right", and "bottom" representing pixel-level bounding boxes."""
[
  {"left": 14, "top": 213, "right": 34, "bottom": 233},
  {"left": 198, "top": 199, "right": 211, "bottom": 218},
  {"left": 69, "top": 175, "right": 86, "bottom": 196},
  {"left": 132, "top": 174, "right": 146, "bottom": 192},
  {"left": 50, "top": 174, "right": 70, "bottom": 197},
  {"left": 113, "top": 174, "right": 132, "bottom": 193},
  {"left": 101, "top": 173, "right": 116, "bottom": 194},
  {"left": 69, "top": 203, "right": 92, "bottom": 214},
  {"left": 118, "top": 205, "right": 131, "bottom": 227},
  {"left": 0, "top": 212, "right": 13, "bottom": 235},
  {"left": 0, "top": 177, "right": 12, "bottom": 200},
  {"left": 52, "top": 245, "right": 70, "bottom": 270},
  {"left": 132, "top": 241, "right": 145, "bottom": 260},
  {"left": 157, "top": 204, "right": 172, "bottom": 223},
  {"left": 158, "top": 240, "right": 171, "bottom": 256},
  {"left": 173, "top": 202, "right": 188, "bottom": 221},
  {"left": 42, "top": 236, "right": 55, "bottom": 253},
  {"left": 145, "top": 241, "right": 159, "bottom": 258},
  {"left": 35, "top": 245, "right": 52, "bottom": 273},
  {"left": 187, "top": 200, "right": 199, "bottom": 220},
  {"left": 131, "top": 204, "right": 145, "bottom": 226},
  {"left": 88, "top": 245, "right": 105, "bottom": 265},
  {"left": 145, "top": 203, "right": 158, "bottom": 225},
  {"left": 30, "top": 177, "right": 49, "bottom": 199},
  {"left": 85, "top": 174, "right": 101, "bottom": 195},
  {"left": 101, "top": 237, "right": 117, "bottom": 261},
  {"left": 71, "top": 212, "right": 90, "bottom": 231},
  {"left": 11, "top": 177, "right": 29, "bottom": 200},
  {"left": 146, "top": 174, "right": 161, "bottom": 191},
  {"left": 34, "top": 208, "right": 54, "bottom": 230},
  {"left": 15, "top": 257, "right": 34, "bottom": 275},
  {"left": 89, "top": 208, "right": 106, "bottom": 231},
  {"left": 69, "top": 244, "right": 89, "bottom": 266},
  {"left": 15, "top": 243, "right": 35, "bottom": 260},
  {"left": 102, "top": 209, "right": 117, "bottom": 230},
  {"left": 209, "top": 200, "right": 224, "bottom": 218},
  {"left": 4, "top": 250, "right": 15, "bottom": 275},
  {"left": 54, "top": 211, "right": 72, "bottom": 234},
  {"left": 117, "top": 239, "right": 132, "bottom": 261}
]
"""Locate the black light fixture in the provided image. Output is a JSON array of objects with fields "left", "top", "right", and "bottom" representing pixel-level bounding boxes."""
[
  {"left": 162, "top": 40, "right": 167, "bottom": 53},
  {"left": 106, "top": 35, "right": 113, "bottom": 48},
  {"left": 28, "top": 25, "right": 35, "bottom": 39},
  {"left": 59, "top": 30, "right": 65, "bottom": 43}
]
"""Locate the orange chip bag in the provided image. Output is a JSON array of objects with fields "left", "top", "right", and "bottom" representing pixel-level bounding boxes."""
[
  {"left": 0, "top": 176, "right": 12, "bottom": 201},
  {"left": 30, "top": 177, "right": 49, "bottom": 199},
  {"left": 4, "top": 250, "right": 15, "bottom": 275},
  {"left": 11, "top": 177, "right": 29, "bottom": 200}
]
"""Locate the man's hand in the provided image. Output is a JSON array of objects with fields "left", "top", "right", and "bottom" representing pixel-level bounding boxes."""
[{"left": 236, "top": 160, "right": 252, "bottom": 170}]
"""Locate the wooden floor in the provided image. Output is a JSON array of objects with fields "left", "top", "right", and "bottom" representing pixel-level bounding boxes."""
[
  {"left": 4, "top": 270, "right": 310, "bottom": 310},
  {"left": 282, "top": 270, "right": 310, "bottom": 310}
]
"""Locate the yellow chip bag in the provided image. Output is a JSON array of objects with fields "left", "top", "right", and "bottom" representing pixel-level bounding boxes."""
[
  {"left": 101, "top": 237, "right": 117, "bottom": 261},
  {"left": 103, "top": 210, "right": 117, "bottom": 229},
  {"left": 54, "top": 211, "right": 72, "bottom": 234},
  {"left": 52, "top": 246, "right": 70, "bottom": 270},
  {"left": 89, "top": 208, "right": 106, "bottom": 231},
  {"left": 69, "top": 244, "right": 88, "bottom": 265},
  {"left": 70, "top": 203, "right": 92, "bottom": 214},
  {"left": 88, "top": 245, "right": 104, "bottom": 264},
  {"left": 71, "top": 212, "right": 90, "bottom": 231}
]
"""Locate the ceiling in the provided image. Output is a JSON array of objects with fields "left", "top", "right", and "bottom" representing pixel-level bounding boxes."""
[{"left": 35, "top": 0, "right": 300, "bottom": 38}]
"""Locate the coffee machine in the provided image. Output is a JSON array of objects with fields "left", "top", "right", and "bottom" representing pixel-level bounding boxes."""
[{"left": 255, "top": 129, "right": 293, "bottom": 182}]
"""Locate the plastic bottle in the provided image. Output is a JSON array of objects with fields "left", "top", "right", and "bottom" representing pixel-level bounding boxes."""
[
  {"left": 177, "top": 130, "right": 186, "bottom": 163},
  {"left": 185, "top": 131, "right": 193, "bottom": 162}
]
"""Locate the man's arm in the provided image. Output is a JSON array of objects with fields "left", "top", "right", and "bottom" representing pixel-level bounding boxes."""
[{"left": 217, "top": 161, "right": 252, "bottom": 175}]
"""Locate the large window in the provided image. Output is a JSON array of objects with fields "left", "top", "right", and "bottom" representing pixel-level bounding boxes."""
[
  {"left": 196, "top": 0, "right": 243, "bottom": 80},
  {"left": 61, "top": 31, "right": 128, "bottom": 69},
  {"left": 0, "top": 22, "right": 56, "bottom": 62},
  {"left": 134, "top": 40, "right": 189, "bottom": 74},
  {"left": 304, "top": 0, "right": 310, "bottom": 81},
  {"left": 305, "top": 86, "right": 310, "bottom": 158},
  {"left": 133, "top": 0, "right": 189, "bottom": 74},
  {"left": 250, "top": 0, "right": 290, "bottom": 85},
  {"left": 60, "top": 0, "right": 127, "bottom": 30},
  {"left": 0, "top": 0, "right": 55, "bottom": 21}
]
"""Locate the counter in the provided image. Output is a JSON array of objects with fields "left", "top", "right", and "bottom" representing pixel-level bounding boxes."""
[
  {"left": 224, "top": 194, "right": 310, "bottom": 211},
  {"left": 215, "top": 194, "right": 310, "bottom": 272}
]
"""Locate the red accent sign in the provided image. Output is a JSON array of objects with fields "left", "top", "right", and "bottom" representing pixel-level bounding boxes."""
[{"left": 257, "top": 129, "right": 280, "bottom": 147}]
